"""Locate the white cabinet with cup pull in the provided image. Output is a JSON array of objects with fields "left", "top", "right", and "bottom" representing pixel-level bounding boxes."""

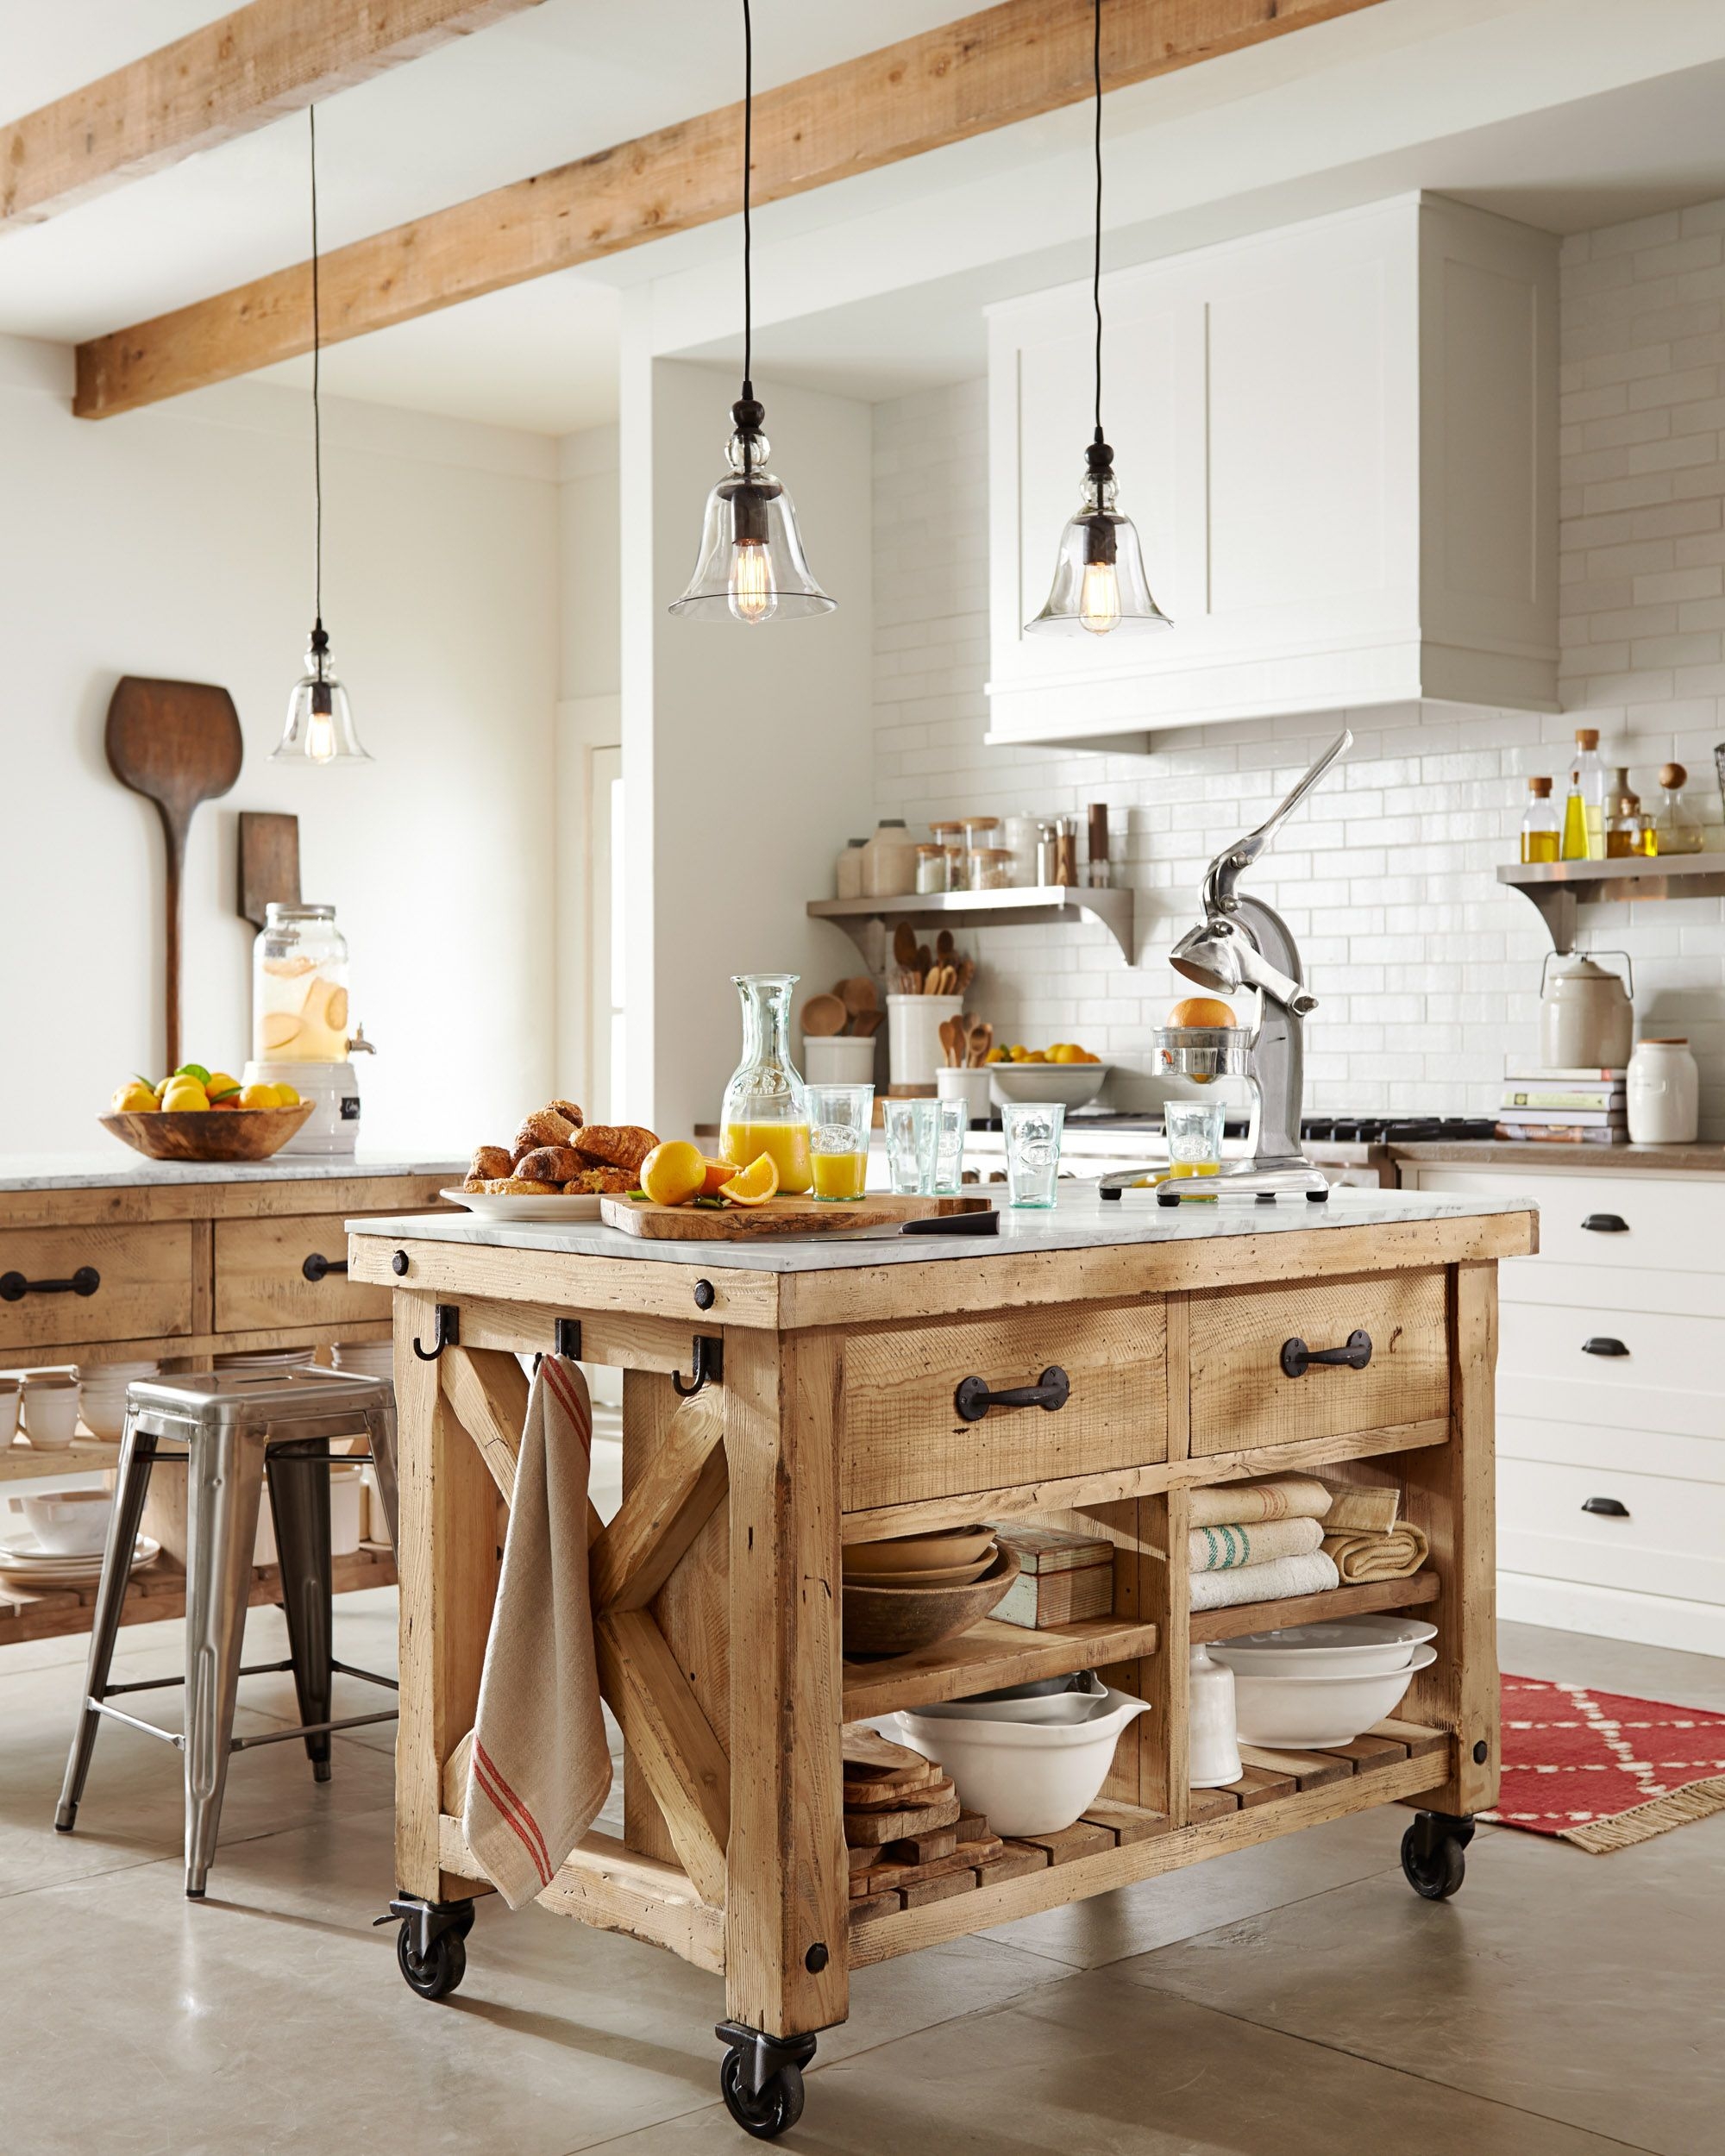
[
  {"left": 1402, "top": 1162, "right": 1725, "bottom": 1653},
  {"left": 986, "top": 191, "right": 1558, "bottom": 748}
]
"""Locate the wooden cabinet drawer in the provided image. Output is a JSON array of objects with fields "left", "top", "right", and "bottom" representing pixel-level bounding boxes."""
[
  {"left": 1189, "top": 1269, "right": 1448, "bottom": 1458},
  {"left": 1498, "top": 1457, "right": 1725, "bottom": 1606},
  {"left": 0, "top": 1223, "right": 192, "bottom": 1351},
  {"left": 837, "top": 1299, "right": 1166, "bottom": 1512},
  {"left": 214, "top": 1213, "right": 394, "bottom": 1332}
]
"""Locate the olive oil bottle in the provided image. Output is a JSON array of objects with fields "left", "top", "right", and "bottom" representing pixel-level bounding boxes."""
[
  {"left": 1520, "top": 775, "right": 1560, "bottom": 863},
  {"left": 1561, "top": 728, "right": 1607, "bottom": 860}
]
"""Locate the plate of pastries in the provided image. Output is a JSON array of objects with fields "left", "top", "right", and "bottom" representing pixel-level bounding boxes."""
[{"left": 443, "top": 1101, "right": 661, "bottom": 1219}]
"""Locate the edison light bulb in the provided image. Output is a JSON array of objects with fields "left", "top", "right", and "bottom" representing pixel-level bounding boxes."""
[
  {"left": 307, "top": 710, "right": 336, "bottom": 762},
  {"left": 728, "top": 538, "right": 777, "bottom": 624},
  {"left": 1079, "top": 559, "right": 1121, "bottom": 636}
]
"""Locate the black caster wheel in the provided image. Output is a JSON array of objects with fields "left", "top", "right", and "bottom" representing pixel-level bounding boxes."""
[
  {"left": 396, "top": 1921, "right": 467, "bottom": 1999},
  {"left": 1400, "top": 1815, "right": 1469, "bottom": 1901},
  {"left": 720, "top": 2047, "right": 804, "bottom": 2139}
]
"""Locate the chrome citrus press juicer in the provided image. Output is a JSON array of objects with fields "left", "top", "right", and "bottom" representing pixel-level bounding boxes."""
[{"left": 1102, "top": 728, "right": 1352, "bottom": 1205}]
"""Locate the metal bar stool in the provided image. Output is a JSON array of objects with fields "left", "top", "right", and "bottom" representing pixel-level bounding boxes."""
[{"left": 55, "top": 1368, "right": 401, "bottom": 1897}]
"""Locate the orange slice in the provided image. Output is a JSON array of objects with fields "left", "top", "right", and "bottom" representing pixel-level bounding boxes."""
[
  {"left": 718, "top": 1153, "right": 778, "bottom": 1206},
  {"left": 701, "top": 1156, "right": 737, "bottom": 1196}
]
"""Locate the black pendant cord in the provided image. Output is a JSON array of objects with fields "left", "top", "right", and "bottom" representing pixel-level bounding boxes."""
[
  {"left": 1091, "top": 0, "right": 1104, "bottom": 448},
  {"left": 310, "top": 103, "right": 325, "bottom": 647},
  {"left": 741, "top": 0, "right": 753, "bottom": 403}
]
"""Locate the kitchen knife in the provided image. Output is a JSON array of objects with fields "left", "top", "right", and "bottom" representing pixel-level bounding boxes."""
[{"left": 830, "top": 1207, "right": 1000, "bottom": 1242}]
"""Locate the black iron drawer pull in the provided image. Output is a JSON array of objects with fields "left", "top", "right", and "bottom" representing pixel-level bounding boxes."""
[
  {"left": 1280, "top": 1329, "right": 1371, "bottom": 1380},
  {"left": 1582, "top": 1213, "right": 1628, "bottom": 1233},
  {"left": 1582, "top": 1496, "right": 1630, "bottom": 1518},
  {"left": 954, "top": 1366, "right": 1070, "bottom": 1423},
  {"left": 301, "top": 1252, "right": 349, "bottom": 1283},
  {"left": 1582, "top": 1337, "right": 1628, "bottom": 1357},
  {"left": 0, "top": 1268, "right": 99, "bottom": 1302}
]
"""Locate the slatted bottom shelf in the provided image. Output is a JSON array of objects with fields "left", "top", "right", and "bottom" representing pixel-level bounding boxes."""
[
  {"left": 0, "top": 1542, "right": 398, "bottom": 1648},
  {"left": 849, "top": 1718, "right": 1452, "bottom": 1962}
]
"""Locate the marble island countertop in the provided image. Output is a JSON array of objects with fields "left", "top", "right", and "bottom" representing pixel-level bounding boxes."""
[
  {"left": 0, "top": 1150, "right": 466, "bottom": 1193},
  {"left": 348, "top": 1184, "right": 1535, "bottom": 1275}
]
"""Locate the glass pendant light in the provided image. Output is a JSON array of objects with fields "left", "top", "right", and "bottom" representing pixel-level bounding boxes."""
[
  {"left": 669, "top": 0, "right": 834, "bottom": 624},
  {"left": 273, "top": 107, "right": 371, "bottom": 763},
  {"left": 1025, "top": 0, "right": 1170, "bottom": 640}
]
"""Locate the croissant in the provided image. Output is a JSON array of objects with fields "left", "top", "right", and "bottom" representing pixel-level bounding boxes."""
[
  {"left": 514, "top": 1145, "right": 585, "bottom": 1183},
  {"left": 482, "top": 1176, "right": 560, "bottom": 1196},
  {"left": 565, "top": 1164, "right": 637, "bottom": 1194},
  {"left": 546, "top": 1099, "right": 586, "bottom": 1130},
  {"left": 514, "top": 1108, "right": 576, "bottom": 1156},
  {"left": 574, "top": 1124, "right": 659, "bottom": 1174},
  {"left": 470, "top": 1144, "right": 513, "bottom": 1181}
]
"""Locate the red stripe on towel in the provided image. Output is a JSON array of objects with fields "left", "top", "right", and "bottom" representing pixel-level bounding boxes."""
[
  {"left": 541, "top": 1357, "right": 592, "bottom": 1457},
  {"left": 471, "top": 1742, "right": 553, "bottom": 1886}
]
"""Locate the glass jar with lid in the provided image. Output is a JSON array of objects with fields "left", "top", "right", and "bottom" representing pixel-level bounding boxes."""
[
  {"left": 253, "top": 903, "right": 351, "bottom": 1062},
  {"left": 968, "top": 846, "right": 1015, "bottom": 890},
  {"left": 914, "top": 843, "right": 949, "bottom": 894},
  {"left": 928, "top": 820, "right": 966, "bottom": 889}
]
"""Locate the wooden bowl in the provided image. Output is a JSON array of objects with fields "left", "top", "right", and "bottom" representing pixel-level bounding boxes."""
[
  {"left": 843, "top": 1547, "right": 998, "bottom": 1590},
  {"left": 844, "top": 1524, "right": 997, "bottom": 1575},
  {"left": 842, "top": 1546, "right": 1021, "bottom": 1658},
  {"left": 100, "top": 1103, "right": 316, "bottom": 1163}
]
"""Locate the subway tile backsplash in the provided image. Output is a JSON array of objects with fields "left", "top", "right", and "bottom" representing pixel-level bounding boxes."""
[{"left": 869, "top": 202, "right": 1725, "bottom": 1138}]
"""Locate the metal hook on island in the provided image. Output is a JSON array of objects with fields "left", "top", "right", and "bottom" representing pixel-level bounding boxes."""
[
  {"left": 411, "top": 1303, "right": 460, "bottom": 1362},
  {"left": 672, "top": 1334, "right": 724, "bottom": 1399}
]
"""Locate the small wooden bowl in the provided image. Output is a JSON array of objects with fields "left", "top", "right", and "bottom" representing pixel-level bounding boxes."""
[
  {"left": 844, "top": 1524, "right": 997, "bottom": 1576},
  {"left": 842, "top": 1545, "right": 1021, "bottom": 1658},
  {"left": 100, "top": 1103, "right": 316, "bottom": 1163}
]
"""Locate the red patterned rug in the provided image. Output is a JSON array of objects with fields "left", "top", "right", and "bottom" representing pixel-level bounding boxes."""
[{"left": 1490, "top": 1674, "right": 1725, "bottom": 1852}]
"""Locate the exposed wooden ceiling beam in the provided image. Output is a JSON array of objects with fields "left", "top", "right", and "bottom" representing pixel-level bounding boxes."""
[
  {"left": 1, "top": 0, "right": 547, "bottom": 232},
  {"left": 74, "top": 0, "right": 1387, "bottom": 420}
]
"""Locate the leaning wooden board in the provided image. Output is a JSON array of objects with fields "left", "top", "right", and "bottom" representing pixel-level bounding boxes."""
[{"left": 600, "top": 1192, "right": 993, "bottom": 1240}]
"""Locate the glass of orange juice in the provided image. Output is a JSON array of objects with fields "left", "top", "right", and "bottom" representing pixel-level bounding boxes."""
[{"left": 806, "top": 1084, "right": 873, "bottom": 1200}]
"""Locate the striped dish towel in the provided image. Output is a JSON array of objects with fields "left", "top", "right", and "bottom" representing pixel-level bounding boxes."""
[
  {"left": 1189, "top": 1515, "right": 1325, "bottom": 1573},
  {"left": 461, "top": 1355, "right": 612, "bottom": 1909}
]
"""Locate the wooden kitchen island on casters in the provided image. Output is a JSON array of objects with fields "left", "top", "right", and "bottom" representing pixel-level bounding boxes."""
[{"left": 349, "top": 1185, "right": 1535, "bottom": 2140}]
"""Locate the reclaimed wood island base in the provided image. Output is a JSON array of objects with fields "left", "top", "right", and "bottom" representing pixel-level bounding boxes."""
[{"left": 348, "top": 1188, "right": 1535, "bottom": 2140}]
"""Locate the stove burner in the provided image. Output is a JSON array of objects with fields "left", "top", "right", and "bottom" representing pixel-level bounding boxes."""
[{"left": 1302, "top": 1116, "right": 1498, "bottom": 1144}]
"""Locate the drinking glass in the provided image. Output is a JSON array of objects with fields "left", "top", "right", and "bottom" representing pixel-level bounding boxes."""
[
  {"left": 1002, "top": 1100, "right": 1064, "bottom": 1208},
  {"left": 1164, "top": 1099, "right": 1226, "bottom": 1194},
  {"left": 882, "top": 1100, "right": 924, "bottom": 1194},
  {"left": 883, "top": 1098, "right": 969, "bottom": 1194},
  {"left": 806, "top": 1083, "right": 873, "bottom": 1200}
]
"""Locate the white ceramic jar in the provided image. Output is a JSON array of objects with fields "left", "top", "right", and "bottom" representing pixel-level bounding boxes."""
[
  {"left": 862, "top": 819, "right": 919, "bottom": 899},
  {"left": 1627, "top": 1037, "right": 1700, "bottom": 1144},
  {"left": 1188, "top": 1644, "right": 1243, "bottom": 1789},
  {"left": 1539, "top": 954, "right": 1634, "bottom": 1070},
  {"left": 835, "top": 838, "right": 867, "bottom": 900}
]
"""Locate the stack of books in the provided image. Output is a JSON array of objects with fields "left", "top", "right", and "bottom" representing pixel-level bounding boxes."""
[{"left": 1496, "top": 1068, "right": 1627, "bottom": 1144}]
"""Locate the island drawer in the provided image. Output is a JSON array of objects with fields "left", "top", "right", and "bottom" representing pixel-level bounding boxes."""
[
  {"left": 1189, "top": 1269, "right": 1448, "bottom": 1458},
  {"left": 214, "top": 1213, "right": 397, "bottom": 1333},
  {"left": 0, "top": 1223, "right": 194, "bottom": 1352},
  {"left": 837, "top": 1298, "right": 1167, "bottom": 1512}
]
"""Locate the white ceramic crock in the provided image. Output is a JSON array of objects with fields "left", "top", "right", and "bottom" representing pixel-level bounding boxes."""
[
  {"left": 1627, "top": 1037, "right": 1700, "bottom": 1144},
  {"left": 1188, "top": 1644, "right": 1243, "bottom": 1789},
  {"left": 1539, "top": 953, "right": 1634, "bottom": 1070},
  {"left": 936, "top": 1066, "right": 994, "bottom": 1126},
  {"left": 803, "top": 1036, "right": 877, "bottom": 1087},
  {"left": 888, "top": 994, "right": 963, "bottom": 1089}
]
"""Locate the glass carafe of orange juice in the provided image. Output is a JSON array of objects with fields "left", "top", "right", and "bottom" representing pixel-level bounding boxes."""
[{"left": 720, "top": 973, "right": 812, "bottom": 1194}]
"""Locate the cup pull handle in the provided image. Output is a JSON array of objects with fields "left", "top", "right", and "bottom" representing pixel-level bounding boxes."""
[
  {"left": 954, "top": 1367, "right": 1070, "bottom": 1422},
  {"left": 1280, "top": 1330, "right": 1372, "bottom": 1379},
  {"left": 1581, "top": 1213, "right": 1628, "bottom": 1233},
  {"left": 1582, "top": 1496, "right": 1629, "bottom": 1517},
  {"left": 1582, "top": 1337, "right": 1629, "bottom": 1357}
]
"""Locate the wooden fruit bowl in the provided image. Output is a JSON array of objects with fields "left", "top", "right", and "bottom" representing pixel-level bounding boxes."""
[
  {"left": 842, "top": 1546, "right": 1021, "bottom": 1658},
  {"left": 100, "top": 1102, "right": 316, "bottom": 1163}
]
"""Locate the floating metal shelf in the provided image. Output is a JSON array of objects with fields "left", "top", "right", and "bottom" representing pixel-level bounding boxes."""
[
  {"left": 1497, "top": 854, "right": 1725, "bottom": 953},
  {"left": 807, "top": 885, "right": 1137, "bottom": 966}
]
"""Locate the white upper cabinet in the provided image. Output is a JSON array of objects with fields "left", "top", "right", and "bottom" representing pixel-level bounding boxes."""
[{"left": 988, "top": 194, "right": 1558, "bottom": 748}]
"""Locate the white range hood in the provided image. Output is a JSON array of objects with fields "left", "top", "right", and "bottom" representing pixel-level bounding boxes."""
[{"left": 986, "top": 192, "right": 1559, "bottom": 749}]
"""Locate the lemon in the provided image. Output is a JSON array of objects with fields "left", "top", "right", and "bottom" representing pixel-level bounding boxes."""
[
  {"left": 718, "top": 1152, "right": 778, "bottom": 1206},
  {"left": 162, "top": 1086, "right": 210, "bottom": 1113},
  {"left": 111, "top": 1081, "right": 155, "bottom": 1113},
  {"left": 641, "top": 1140, "right": 706, "bottom": 1207},
  {"left": 270, "top": 1083, "right": 301, "bottom": 1108},
  {"left": 174, "top": 1063, "right": 212, "bottom": 1086},
  {"left": 206, "top": 1072, "right": 240, "bottom": 1100},
  {"left": 153, "top": 1076, "right": 172, "bottom": 1101},
  {"left": 238, "top": 1083, "right": 277, "bottom": 1110}
]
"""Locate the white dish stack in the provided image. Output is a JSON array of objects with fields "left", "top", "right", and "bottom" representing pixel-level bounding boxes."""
[
  {"left": 75, "top": 1360, "right": 160, "bottom": 1442},
  {"left": 1207, "top": 1616, "right": 1438, "bottom": 1750}
]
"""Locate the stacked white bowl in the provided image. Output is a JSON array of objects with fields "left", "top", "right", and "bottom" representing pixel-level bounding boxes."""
[
  {"left": 1207, "top": 1615, "right": 1437, "bottom": 1750},
  {"left": 330, "top": 1340, "right": 395, "bottom": 1382},
  {"left": 892, "top": 1671, "right": 1151, "bottom": 1836},
  {"left": 74, "top": 1360, "right": 160, "bottom": 1442}
]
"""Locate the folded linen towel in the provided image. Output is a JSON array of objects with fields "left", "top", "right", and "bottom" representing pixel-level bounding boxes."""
[
  {"left": 1189, "top": 1515, "right": 1325, "bottom": 1573},
  {"left": 1189, "top": 1475, "right": 1333, "bottom": 1529},
  {"left": 1322, "top": 1523, "right": 1430, "bottom": 1583},
  {"left": 1188, "top": 1549, "right": 1340, "bottom": 1612},
  {"left": 1316, "top": 1479, "right": 1402, "bottom": 1534},
  {"left": 461, "top": 1356, "right": 612, "bottom": 1909}
]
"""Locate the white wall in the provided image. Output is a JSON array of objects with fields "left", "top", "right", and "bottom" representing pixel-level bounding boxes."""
[
  {"left": 0, "top": 334, "right": 560, "bottom": 1155},
  {"left": 869, "top": 195, "right": 1725, "bottom": 1138},
  {"left": 621, "top": 349, "right": 875, "bottom": 1138}
]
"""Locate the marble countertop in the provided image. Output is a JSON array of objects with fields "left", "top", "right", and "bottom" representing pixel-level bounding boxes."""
[
  {"left": 1389, "top": 1139, "right": 1725, "bottom": 1172},
  {"left": 0, "top": 1151, "right": 465, "bottom": 1193},
  {"left": 348, "top": 1185, "right": 1534, "bottom": 1275}
]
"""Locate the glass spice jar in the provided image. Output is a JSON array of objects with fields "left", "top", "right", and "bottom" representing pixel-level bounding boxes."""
[{"left": 914, "top": 843, "right": 949, "bottom": 894}]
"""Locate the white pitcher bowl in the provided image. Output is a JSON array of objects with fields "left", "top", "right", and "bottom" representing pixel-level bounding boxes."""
[{"left": 893, "top": 1687, "right": 1151, "bottom": 1835}]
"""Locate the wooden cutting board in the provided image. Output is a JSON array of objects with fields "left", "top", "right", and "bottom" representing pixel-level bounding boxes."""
[{"left": 599, "top": 1192, "right": 993, "bottom": 1240}]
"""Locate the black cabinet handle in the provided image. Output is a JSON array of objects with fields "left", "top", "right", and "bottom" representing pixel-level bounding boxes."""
[
  {"left": 1582, "top": 1213, "right": 1628, "bottom": 1233},
  {"left": 1583, "top": 1496, "right": 1630, "bottom": 1517},
  {"left": 0, "top": 1268, "right": 99, "bottom": 1302},
  {"left": 955, "top": 1366, "right": 1070, "bottom": 1423},
  {"left": 301, "top": 1253, "right": 349, "bottom": 1283},
  {"left": 1281, "top": 1329, "right": 1372, "bottom": 1379},
  {"left": 1582, "top": 1337, "right": 1628, "bottom": 1357}
]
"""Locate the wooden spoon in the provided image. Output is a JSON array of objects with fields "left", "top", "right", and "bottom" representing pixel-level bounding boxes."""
[
  {"left": 801, "top": 992, "right": 848, "bottom": 1037},
  {"left": 916, "top": 943, "right": 934, "bottom": 979},
  {"left": 893, "top": 921, "right": 919, "bottom": 968},
  {"left": 938, "top": 1017, "right": 963, "bottom": 1067},
  {"left": 837, "top": 975, "right": 878, "bottom": 1018},
  {"left": 851, "top": 1008, "right": 883, "bottom": 1037},
  {"left": 105, "top": 676, "right": 243, "bottom": 1073},
  {"left": 969, "top": 1022, "right": 994, "bottom": 1068},
  {"left": 936, "top": 928, "right": 956, "bottom": 960}
]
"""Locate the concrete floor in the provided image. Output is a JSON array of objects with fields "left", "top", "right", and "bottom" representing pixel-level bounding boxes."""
[{"left": 0, "top": 1596, "right": 1716, "bottom": 2156}]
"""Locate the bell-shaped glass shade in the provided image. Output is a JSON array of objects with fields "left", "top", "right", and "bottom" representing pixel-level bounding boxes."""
[
  {"left": 271, "top": 628, "right": 372, "bottom": 765},
  {"left": 1026, "top": 460, "right": 1170, "bottom": 637},
  {"left": 669, "top": 428, "right": 836, "bottom": 623}
]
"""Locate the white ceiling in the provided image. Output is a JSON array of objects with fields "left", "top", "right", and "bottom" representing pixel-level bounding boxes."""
[{"left": 6, "top": 0, "right": 1725, "bottom": 436}]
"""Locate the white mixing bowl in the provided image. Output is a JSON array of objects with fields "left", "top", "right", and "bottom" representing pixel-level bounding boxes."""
[
  {"left": 1227, "top": 1644, "right": 1436, "bottom": 1750},
  {"left": 1208, "top": 1614, "right": 1436, "bottom": 1679},
  {"left": 894, "top": 1685, "right": 1150, "bottom": 1835}
]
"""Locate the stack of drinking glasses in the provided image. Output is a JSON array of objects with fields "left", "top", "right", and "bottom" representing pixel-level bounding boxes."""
[{"left": 883, "top": 1097, "right": 969, "bottom": 1196}]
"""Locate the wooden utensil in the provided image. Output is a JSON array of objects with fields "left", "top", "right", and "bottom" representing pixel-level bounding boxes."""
[
  {"left": 105, "top": 677, "right": 243, "bottom": 1072},
  {"left": 837, "top": 975, "right": 878, "bottom": 1018},
  {"left": 956, "top": 956, "right": 976, "bottom": 994},
  {"left": 969, "top": 1022, "right": 994, "bottom": 1067},
  {"left": 938, "top": 1017, "right": 962, "bottom": 1066},
  {"left": 801, "top": 992, "right": 848, "bottom": 1037},
  {"left": 851, "top": 1008, "right": 883, "bottom": 1038},
  {"left": 915, "top": 943, "right": 933, "bottom": 979},
  {"left": 237, "top": 812, "right": 300, "bottom": 930},
  {"left": 936, "top": 928, "right": 955, "bottom": 960},
  {"left": 893, "top": 921, "right": 919, "bottom": 968}
]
